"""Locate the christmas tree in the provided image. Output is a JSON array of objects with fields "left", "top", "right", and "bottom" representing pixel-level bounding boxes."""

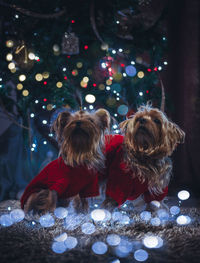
[{"left": 0, "top": 0, "right": 168, "bottom": 163}]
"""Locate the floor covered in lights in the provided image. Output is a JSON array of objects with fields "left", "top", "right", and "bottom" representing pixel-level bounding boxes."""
[{"left": 0, "top": 197, "right": 200, "bottom": 263}]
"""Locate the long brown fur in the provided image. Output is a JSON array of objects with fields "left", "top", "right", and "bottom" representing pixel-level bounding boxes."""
[
  {"left": 120, "top": 105, "right": 185, "bottom": 194},
  {"left": 25, "top": 108, "right": 110, "bottom": 214}
]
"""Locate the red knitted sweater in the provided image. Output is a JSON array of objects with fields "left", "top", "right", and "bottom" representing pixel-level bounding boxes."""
[
  {"left": 21, "top": 157, "right": 99, "bottom": 208},
  {"left": 104, "top": 135, "right": 168, "bottom": 206}
]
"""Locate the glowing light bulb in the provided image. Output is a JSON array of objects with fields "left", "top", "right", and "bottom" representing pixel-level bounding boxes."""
[
  {"left": 92, "top": 242, "right": 108, "bottom": 255},
  {"left": 178, "top": 190, "right": 190, "bottom": 200},
  {"left": 91, "top": 209, "right": 106, "bottom": 221},
  {"left": 143, "top": 235, "right": 159, "bottom": 248},
  {"left": 28, "top": 52, "right": 35, "bottom": 60},
  {"left": 85, "top": 94, "right": 96, "bottom": 103},
  {"left": 19, "top": 75, "right": 26, "bottom": 82}
]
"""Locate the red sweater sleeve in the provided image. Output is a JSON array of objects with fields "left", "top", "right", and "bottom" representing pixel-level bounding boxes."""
[
  {"left": 20, "top": 159, "right": 69, "bottom": 208},
  {"left": 143, "top": 186, "right": 168, "bottom": 203}
]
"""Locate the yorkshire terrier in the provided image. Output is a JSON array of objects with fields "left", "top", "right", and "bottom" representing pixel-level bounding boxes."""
[
  {"left": 102, "top": 105, "right": 185, "bottom": 210},
  {"left": 21, "top": 107, "right": 110, "bottom": 214}
]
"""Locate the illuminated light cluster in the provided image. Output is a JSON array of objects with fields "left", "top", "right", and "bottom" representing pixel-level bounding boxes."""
[
  {"left": 85, "top": 94, "right": 96, "bottom": 104},
  {"left": 64, "top": 236, "right": 78, "bottom": 249},
  {"left": 54, "top": 233, "right": 68, "bottom": 242},
  {"left": 143, "top": 235, "right": 158, "bottom": 248},
  {"left": 140, "top": 211, "right": 151, "bottom": 221},
  {"left": 176, "top": 215, "right": 191, "bottom": 225},
  {"left": 22, "top": 90, "right": 29, "bottom": 96},
  {"left": 178, "top": 190, "right": 190, "bottom": 200},
  {"left": 28, "top": 52, "right": 35, "bottom": 60},
  {"left": 170, "top": 206, "right": 180, "bottom": 215},
  {"left": 6, "top": 53, "right": 13, "bottom": 61},
  {"left": 6, "top": 40, "right": 14, "bottom": 48},
  {"left": 106, "top": 234, "right": 121, "bottom": 246},
  {"left": 8, "top": 62, "right": 15, "bottom": 70},
  {"left": 17, "top": 83, "right": 23, "bottom": 90},
  {"left": 10, "top": 209, "right": 25, "bottom": 223},
  {"left": 56, "top": 82, "right": 63, "bottom": 88},
  {"left": 137, "top": 71, "right": 144, "bottom": 79},
  {"left": 77, "top": 62, "right": 83, "bottom": 68},
  {"left": 43, "top": 72, "right": 50, "bottom": 79},
  {"left": 39, "top": 213, "right": 55, "bottom": 227},
  {"left": 117, "top": 105, "right": 129, "bottom": 116},
  {"left": 54, "top": 207, "right": 68, "bottom": 219},
  {"left": 81, "top": 222, "right": 95, "bottom": 235},
  {"left": 72, "top": 69, "right": 78, "bottom": 76},
  {"left": 91, "top": 209, "right": 106, "bottom": 221},
  {"left": 115, "top": 239, "right": 133, "bottom": 258},
  {"left": 134, "top": 249, "right": 148, "bottom": 262},
  {"left": 125, "top": 65, "right": 137, "bottom": 77},
  {"left": 92, "top": 241, "right": 108, "bottom": 255}
]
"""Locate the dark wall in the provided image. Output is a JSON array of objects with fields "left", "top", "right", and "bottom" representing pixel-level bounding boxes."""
[{"left": 166, "top": 0, "right": 200, "bottom": 195}]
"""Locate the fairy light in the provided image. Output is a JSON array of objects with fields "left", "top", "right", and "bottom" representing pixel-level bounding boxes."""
[
  {"left": 30, "top": 113, "right": 35, "bottom": 118},
  {"left": 6, "top": 40, "right": 14, "bottom": 48},
  {"left": 137, "top": 71, "right": 144, "bottom": 79},
  {"left": 19, "top": 75, "right": 26, "bottom": 82},
  {"left": 164, "top": 61, "right": 168, "bottom": 65},
  {"left": 118, "top": 48, "right": 123, "bottom": 52},
  {"left": 112, "top": 50, "right": 116, "bottom": 54},
  {"left": 131, "top": 61, "right": 135, "bottom": 65},
  {"left": 63, "top": 67, "right": 67, "bottom": 71},
  {"left": 178, "top": 190, "right": 190, "bottom": 200},
  {"left": 35, "top": 73, "right": 43, "bottom": 81},
  {"left": 42, "top": 120, "right": 47, "bottom": 124},
  {"left": 28, "top": 53, "right": 35, "bottom": 60},
  {"left": 106, "top": 86, "right": 111, "bottom": 91},
  {"left": 6, "top": 53, "right": 13, "bottom": 61},
  {"left": 56, "top": 82, "right": 63, "bottom": 88},
  {"left": 43, "top": 141, "right": 47, "bottom": 145},
  {"left": 8, "top": 62, "right": 15, "bottom": 70},
  {"left": 91, "top": 209, "right": 106, "bottom": 221},
  {"left": 43, "top": 72, "right": 50, "bottom": 79},
  {"left": 85, "top": 94, "right": 96, "bottom": 103},
  {"left": 22, "top": 90, "right": 29, "bottom": 96},
  {"left": 35, "top": 100, "right": 39, "bottom": 104},
  {"left": 17, "top": 83, "right": 23, "bottom": 90}
]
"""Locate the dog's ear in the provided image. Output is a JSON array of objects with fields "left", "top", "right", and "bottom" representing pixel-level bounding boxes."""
[
  {"left": 119, "top": 119, "right": 129, "bottom": 133},
  {"left": 166, "top": 121, "right": 185, "bottom": 153},
  {"left": 95, "top": 109, "right": 110, "bottom": 130},
  {"left": 52, "top": 111, "right": 71, "bottom": 143}
]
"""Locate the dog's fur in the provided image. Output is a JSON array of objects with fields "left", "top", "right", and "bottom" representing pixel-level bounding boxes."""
[
  {"left": 103, "top": 105, "right": 185, "bottom": 209},
  {"left": 24, "top": 108, "right": 110, "bottom": 214}
]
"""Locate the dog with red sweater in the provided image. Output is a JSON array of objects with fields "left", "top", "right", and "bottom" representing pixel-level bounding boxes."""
[
  {"left": 103, "top": 105, "right": 185, "bottom": 209},
  {"left": 21, "top": 107, "right": 110, "bottom": 214}
]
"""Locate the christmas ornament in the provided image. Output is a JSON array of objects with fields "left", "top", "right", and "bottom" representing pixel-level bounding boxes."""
[{"left": 62, "top": 32, "right": 79, "bottom": 55}]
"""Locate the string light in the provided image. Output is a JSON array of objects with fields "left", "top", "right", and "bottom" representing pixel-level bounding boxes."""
[
  {"left": 19, "top": 75, "right": 26, "bottom": 82},
  {"left": 17, "top": 83, "right": 23, "bottom": 90},
  {"left": 137, "top": 71, "right": 144, "bottom": 79},
  {"left": 35, "top": 100, "right": 39, "bottom": 104},
  {"left": 35, "top": 73, "right": 43, "bottom": 81},
  {"left": 6, "top": 40, "right": 14, "bottom": 48},
  {"left": 28, "top": 53, "right": 35, "bottom": 60},
  {"left": 112, "top": 50, "right": 116, "bottom": 54},
  {"left": 22, "top": 90, "right": 29, "bottom": 96},
  {"left": 8, "top": 62, "right": 15, "bottom": 70},
  {"left": 6, "top": 53, "right": 13, "bottom": 61},
  {"left": 56, "top": 82, "right": 63, "bottom": 88},
  {"left": 85, "top": 94, "right": 96, "bottom": 103}
]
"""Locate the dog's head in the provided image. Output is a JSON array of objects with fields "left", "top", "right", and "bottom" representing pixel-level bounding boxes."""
[
  {"left": 53, "top": 109, "right": 110, "bottom": 170},
  {"left": 120, "top": 105, "right": 185, "bottom": 159}
]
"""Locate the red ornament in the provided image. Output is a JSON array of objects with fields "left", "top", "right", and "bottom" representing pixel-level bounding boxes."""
[
  {"left": 121, "top": 63, "right": 125, "bottom": 67},
  {"left": 146, "top": 90, "right": 149, "bottom": 94},
  {"left": 43, "top": 98, "right": 47, "bottom": 102},
  {"left": 44, "top": 81, "right": 47, "bottom": 85},
  {"left": 147, "top": 68, "right": 151, "bottom": 72},
  {"left": 93, "top": 83, "right": 97, "bottom": 87},
  {"left": 37, "top": 59, "right": 40, "bottom": 62},
  {"left": 71, "top": 20, "right": 75, "bottom": 24},
  {"left": 64, "top": 76, "right": 67, "bottom": 80},
  {"left": 154, "top": 67, "right": 158, "bottom": 71},
  {"left": 84, "top": 45, "right": 88, "bottom": 50}
]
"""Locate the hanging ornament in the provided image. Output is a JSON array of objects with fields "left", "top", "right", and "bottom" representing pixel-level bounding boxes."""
[
  {"left": 13, "top": 41, "right": 34, "bottom": 70},
  {"left": 62, "top": 32, "right": 79, "bottom": 55}
]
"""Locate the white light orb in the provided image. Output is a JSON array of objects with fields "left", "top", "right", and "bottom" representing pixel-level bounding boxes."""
[
  {"left": 28, "top": 52, "right": 35, "bottom": 60},
  {"left": 111, "top": 260, "right": 120, "bottom": 263},
  {"left": 30, "top": 113, "right": 35, "bottom": 118},
  {"left": 42, "top": 120, "right": 47, "bottom": 124},
  {"left": 112, "top": 211, "right": 123, "bottom": 222},
  {"left": 53, "top": 44, "right": 60, "bottom": 52},
  {"left": 150, "top": 217, "right": 161, "bottom": 226},
  {"left": 39, "top": 213, "right": 55, "bottom": 227},
  {"left": 140, "top": 211, "right": 151, "bottom": 221},
  {"left": 64, "top": 236, "right": 78, "bottom": 249},
  {"left": 52, "top": 241, "right": 66, "bottom": 254},
  {"left": 139, "top": 92, "right": 143, "bottom": 96},
  {"left": 91, "top": 209, "right": 106, "bottom": 221},
  {"left": 8, "top": 62, "right": 15, "bottom": 70},
  {"left": 157, "top": 209, "right": 169, "bottom": 221},
  {"left": 176, "top": 215, "right": 191, "bottom": 225},
  {"left": 170, "top": 206, "right": 180, "bottom": 216},
  {"left": 54, "top": 233, "right": 68, "bottom": 242},
  {"left": 101, "top": 62, "right": 107, "bottom": 68},
  {"left": 43, "top": 141, "right": 47, "bottom": 145},
  {"left": 106, "top": 86, "right": 111, "bottom": 90},
  {"left": 35, "top": 100, "right": 39, "bottom": 104},
  {"left": 19, "top": 74, "right": 26, "bottom": 82},
  {"left": 134, "top": 249, "right": 148, "bottom": 262},
  {"left": 143, "top": 235, "right": 159, "bottom": 248},
  {"left": 10, "top": 209, "right": 25, "bottom": 222},
  {"left": 155, "top": 237, "right": 163, "bottom": 248},
  {"left": 120, "top": 215, "right": 130, "bottom": 225},
  {"left": 81, "top": 222, "right": 95, "bottom": 235},
  {"left": 92, "top": 241, "right": 108, "bottom": 255},
  {"left": 0, "top": 214, "right": 13, "bottom": 227},
  {"left": 178, "top": 190, "right": 190, "bottom": 200},
  {"left": 106, "top": 234, "right": 121, "bottom": 246},
  {"left": 85, "top": 94, "right": 96, "bottom": 104},
  {"left": 115, "top": 239, "right": 133, "bottom": 257},
  {"left": 6, "top": 53, "right": 13, "bottom": 61},
  {"left": 54, "top": 207, "right": 68, "bottom": 219},
  {"left": 112, "top": 50, "right": 116, "bottom": 54}
]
